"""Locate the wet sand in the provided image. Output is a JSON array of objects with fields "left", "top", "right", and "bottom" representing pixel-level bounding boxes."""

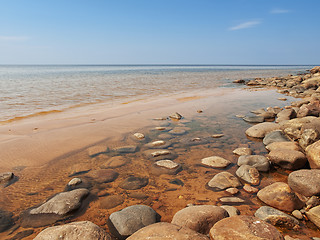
[{"left": 1, "top": 86, "right": 319, "bottom": 239}]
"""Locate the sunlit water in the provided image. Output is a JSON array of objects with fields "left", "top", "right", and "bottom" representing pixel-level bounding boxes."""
[{"left": 0, "top": 65, "right": 311, "bottom": 122}]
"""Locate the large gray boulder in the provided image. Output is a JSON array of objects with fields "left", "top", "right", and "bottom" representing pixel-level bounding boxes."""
[
  {"left": 34, "top": 221, "right": 112, "bottom": 240},
  {"left": 108, "top": 205, "right": 159, "bottom": 239},
  {"left": 288, "top": 169, "right": 320, "bottom": 197},
  {"left": 171, "top": 205, "right": 228, "bottom": 234},
  {"left": 127, "top": 222, "right": 209, "bottom": 240}
]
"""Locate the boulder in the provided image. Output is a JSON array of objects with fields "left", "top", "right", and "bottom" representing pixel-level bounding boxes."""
[
  {"left": 171, "top": 205, "right": 228, "bottom": 234},
  {"left": 207, "top": 172, "right": 242, "bottom": 191},
  {"left": 267, "top": 149, "right": 307, "bottom": 170},
  {"left": 263, "top": 130, "right": 290, "bottom": 145},
  {"left": 233, "top": 147, "right": 252, "bottom": 156},
  {"left": 306, "top": 205, "right": 320, "bottom": 229},
  {"left": 310, "top": 66, "right": 320, "bottom": 74},
  {"left": 288, "top": 169, "right": 320, "bottom": 197},
  {"left": 209, "top": 215, "right": 284, "bottom": 240},
  {"left": 119, "top": 176, "right": 149, "bottom": 190},
  {"left": 306, "top": 140, "right": 320, "bottom": 168},
  {"left": 127, "top": 222, "right": 209, "bottom": 240},
  {"left": 108, "top": 205, "right": 159, "bottom": 239},
  {"left": 245, "top": 122, "right": 280, "bottom": 138},
  {"left": 235, "top": 165, "right": 260, "bottom": 185},
  {"left": 266, "top": 141, "right": 300, "bottom": 152},
  {"left": 257, "top": 182, "right": 304, "bottom": 212},
  {"left": 237, "top": 155, "right": 270, "bottom": 172},
  {"left": 34, "top": 221, "right": 111, "bottom": 240},
  {"left": 22, "top": 188, "right": 89, "bottom": 227},
  {"left": 200, "top": 156, "right": 231, "bottom": 168},
  {"left": 255, "top": 206, "right": 300, "bottom": 229}
]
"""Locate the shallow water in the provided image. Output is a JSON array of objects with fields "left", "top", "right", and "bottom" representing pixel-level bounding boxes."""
[
  {"left": 0, "top": 65, "right": 311, "bottom": 123},
  {"left": 1, "top": 87, "right": 320, "bottom": 239}
]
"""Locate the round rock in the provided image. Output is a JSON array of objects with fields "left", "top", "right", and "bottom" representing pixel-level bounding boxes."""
[
  {"left": 34, "top": 221, "right": 111, "bottom": 240},
  {"left": 245, "top": 122, "right": 280, "bottom": 138},
  {"left": 100, "top": 156, "right": 128, "bottom": 169},
  {"left": 235, "top": 165, "right": 260, "bottom": 185},
  {"left": 268, "top": 149, "right": 307, "bottom": 170},
  {"left": 209, "top": 215, "right": 284, "bottom": 240},
  {"left": 257, "top": 182, "right": 304, "bottom": 212},
  {"left": 233, "top": 147, "right": 252, "bottom": 156},
  {"left": 100, "top": 195, "right": 124, "bottom": 209},
  {"left": 255, "top": 206, "right": 300, "bottom": 229},
  {"left": 85, "top": 169, "right": 119, "bottom": 183},
  {"left": 243, "top": 115, "right": 265, "bottom": 123},
  {"left": 207, "top": 172, "right": 242, "bottom": 191},
  {"left": 108, "top": 205, "right": 159, "bottom": 239},
  {"left": 127, "top": 222, "right": 209, "bottom": 240},
  {"left": 237, "top": 155, "right": 270, "bottom": 172},
  {"left": 288, "top": 169, "right": 320, "bottom": 197},
  {"left": 201, "top": 156, "right": 231, "bottom": 168},
  {"left": 263, "top": 130, "right": 290, "bottom": 145},
  {"left": 171, "top": 205, "right": 228, "bottom": 234},
  {"left": 119, "top": 176, "right": 149, "bottom": 190}
]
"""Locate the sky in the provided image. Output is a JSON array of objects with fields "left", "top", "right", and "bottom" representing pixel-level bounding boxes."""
[{"left": 0, "top": 0, "right": 319, "bottom": 65}]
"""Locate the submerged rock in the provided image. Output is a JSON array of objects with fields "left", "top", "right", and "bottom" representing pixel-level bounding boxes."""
[
  {"left": 119, "top": 176, "right": 149, "bottom": 190},
  {"left": 127, "top": 222, "right": 209, "bottom": 240},
  {"left": 22, "top": 188, "right": 89, "bottom": 227},
  {"left": 207, "top": 172, "right": 242, "bottom": 191},
  {"left": 209, "top": 215, "right": 284, "bottom": 240},
  {"left": 263, "top": 130, "right": 290, "bottom": 145},
  {"left": 243, "top": 115, "right": 264, "bottom": 123},
  {"left": 113, "top": 145, "right": 138, "bottom": 153},
  {"left": 171, "top": 205, "right": 228, "bottom": 234},
  {"left": 100, "top": 195, "right": 124, "bottom": 209},
  {"left": 85, "top": 169, "right": 119, "bottom": 183},
  {"left": 0, "top": 209, "right": 14, "bottom": 232},
  {"left": 34, "top": 221, "right": 111, "bottom": 240},
  {"left": 151, "top": 160, "right": 182, "bottom": 175},
  {"left": 108, "top": 205, "right": 159, "bottom": 239},
  {"left": 100, "top": 156, "right": 128, "bottom": 169}
]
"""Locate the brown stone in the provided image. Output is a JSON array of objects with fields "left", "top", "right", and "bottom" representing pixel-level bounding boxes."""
[
  {"left": 245, "top": 122, "right": 280, "bottom": 138},
  {"left": 267, "top": 149, "right": 307, "bottom": 170},
  {"left": 306, "top": 140, "right": 320, "bottom": 168},
  {"left": 171, "top": 205, "right": 228, "bottom": 234},
  {"left": 100, "top": 195, "right": 124, "bottom": 209},
  {"left": 209, "top": 215, "right": 284, "bottom": 240},
  {"left": 257, "top": 182, "right": 304, "bottom": 212},
  {"left": 85, "top": 169, "right": 118, "bottom": 183},
  {"left": 288, "top": 169, "right": 320, "bottom": 197}
]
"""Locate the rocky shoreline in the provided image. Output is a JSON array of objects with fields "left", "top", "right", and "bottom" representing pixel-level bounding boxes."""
[{"left": 2, "top": 66, "right": 320, "bottom": 239}]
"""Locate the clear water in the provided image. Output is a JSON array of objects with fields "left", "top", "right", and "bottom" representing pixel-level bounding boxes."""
[{"left": 0, "top": 65, "right": 311, "bottom": 122}]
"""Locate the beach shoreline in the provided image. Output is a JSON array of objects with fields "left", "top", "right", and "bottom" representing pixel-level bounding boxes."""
[{"left": 2, "top": 67, "right": 320, "bottom": 239}]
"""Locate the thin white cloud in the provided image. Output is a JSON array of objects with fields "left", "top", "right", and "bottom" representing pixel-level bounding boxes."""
[
  {"left": 229, "top": 20, "right": 261, "bottom": 31},
  {"left": 270, "top": 8, "right": 290, "bottom": 14},
  {"left": 0, "top": 36, "right": 30, "bottom": 41}
]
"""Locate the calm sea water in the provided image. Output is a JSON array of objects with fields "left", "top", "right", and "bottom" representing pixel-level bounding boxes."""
[{"left": 0, "top": 65, "right": 312, "bottom": 122}]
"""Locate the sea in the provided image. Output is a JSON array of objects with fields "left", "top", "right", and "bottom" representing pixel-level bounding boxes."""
[{"left": 0, "top": 65, "right": 312, "bottom": 123}]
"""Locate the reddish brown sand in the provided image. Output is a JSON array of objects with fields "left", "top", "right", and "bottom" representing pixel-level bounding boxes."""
[{"left": 0, "top": 87, "right": 319, "bottom": 239}]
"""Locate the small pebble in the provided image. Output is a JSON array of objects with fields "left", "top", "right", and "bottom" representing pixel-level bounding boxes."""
[
  {"left": 243, "top": 184, "right": 259, "bottom": 193},
  {"left": 68, "top": 178, "right": 82, "bottom": 186},
  {"left": 292, "top": 210, "right": 303, "bottom": 220},
  {"left": 133, "top": 133, "right": 145, "bottom": 139},
  {"left": 225, "top": 188, "right": 239, "bottom": 195},
  {"left": 197, "top": 110, "right": 203, "bottom": 113},
  {"left": 155, "top": 127, "right": 166, "bottom": 131},
  {"left": 278, "top": 97, "right": 287, "bottom": 101},
  {"left": 211, "top": 134, "right": 224, "bottom": 138}
]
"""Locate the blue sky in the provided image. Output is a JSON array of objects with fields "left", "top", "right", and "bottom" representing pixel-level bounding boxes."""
[{"left": 0, "top": 0, "right": 319, "bottom": 64}]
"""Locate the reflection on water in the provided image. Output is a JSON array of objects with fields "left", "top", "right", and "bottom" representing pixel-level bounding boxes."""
[{"left": 0, "top": 88, "right": 319, "bottom": 239}]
